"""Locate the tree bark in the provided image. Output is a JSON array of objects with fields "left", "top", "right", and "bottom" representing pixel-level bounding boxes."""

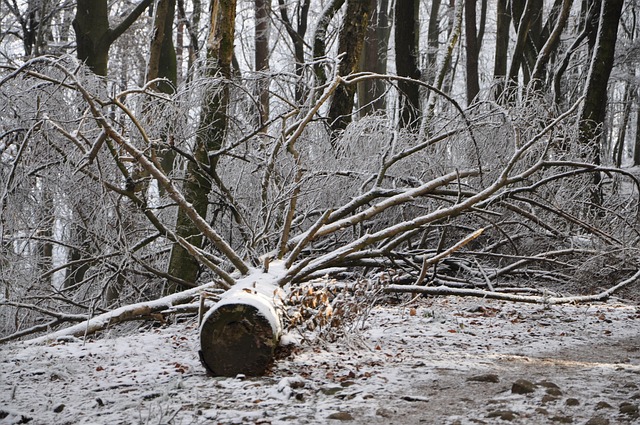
[
  {"left": 634, "top": 88, "right": 640, "bottom": 166},
  {"left": 578, "top": 0, "right": 624, "bottom": 205},
  {"left": 507, "top": 0, "right": 535, "bottom": 93},
  {"left": 530, "top": 0, "right": 573, "bottom": 89},
  {"left": 278, "top": 0, "right": 310, "bottom": 104},
  {"left": 395, "top": 0, "right": 421, "bottom": 129},
  {"left": 199, "top": 279, "right": 284, "bottom": 376},
  {"left": 146, "top": 0, "right": 178, "bottom": 198},
  {"left": 358, "top": 0, "right": 390, "bottom": 117},
  {"left": 147, "top": 0, "right": 177, "bottom": 94},
  {"left": 254, "top": 0, "right": 271, "bottom": 124},
  {"left": 613, "top": 83, "right": 633, "bottom": 167},
  {"left": 424, "top": 0, "right": 442, "bottom": 86},
  {"left": 464, "top": 0, "right": 480, "bottom": 105},
  {"left": 166, "top": 0, "right": 238, "bottom": 292},
  {"left": 313, "top": 0, "right": 346, "bottom": 89},
  {"left": 328, "top": 0, "right": 373, "bottom": 138},
  {"left": 493, "top": 0, "right": 510, "bottom": 98},
  {"left": 73, "top": 0, "right": 153, "bottom": 76}
]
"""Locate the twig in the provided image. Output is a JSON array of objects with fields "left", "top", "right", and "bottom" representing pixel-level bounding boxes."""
[
  {"left": 385, "top": 269, "right": 640, "bottom": 304},
  {"left": 414, "top": 228, "right": 485, "bottom": 286}
]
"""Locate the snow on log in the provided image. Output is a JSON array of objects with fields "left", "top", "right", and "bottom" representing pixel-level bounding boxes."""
[{"left": 199, "top": 269, "right": 285, "bottom": 377}]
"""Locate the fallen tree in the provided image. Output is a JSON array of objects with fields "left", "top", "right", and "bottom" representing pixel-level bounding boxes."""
[{"left": 1, "top": 58, "right": 639, "bottom": 376}]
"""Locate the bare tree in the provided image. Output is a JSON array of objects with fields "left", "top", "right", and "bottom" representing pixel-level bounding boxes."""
[
  {"left": 395, "top": 0, "right": 421, "bottom": 129},
  {"left": 327, "top": 0, "right": 374, "bottom": 138},
  {"left": 73, "top": 0, "right": 153, "bottom": 76},
  {"left": 166, "top": 0, "right": 241, "bottom": 292}
]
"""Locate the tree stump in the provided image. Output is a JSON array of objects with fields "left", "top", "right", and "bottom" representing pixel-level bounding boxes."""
[{"left": 199, "top": 280, "right": 284, "bottom": 376}]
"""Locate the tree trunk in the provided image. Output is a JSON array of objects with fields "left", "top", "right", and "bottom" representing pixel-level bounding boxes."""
[
  {"left": 254, "top": 0, "right": 271, "bottom": 124},
  {"left": 36, "top": 186, "right": 54, "bottom": 286},
  {"left": 395, "top": 0, "right": 421, "bottom": 129},
  {"left": 613, "top": 83, "right": 633, "bottom": 167},
  {"left": 634, "top": 88, "right": 640, "bottom": 166},
  {"left": 73, "top": 0, "right": 110, "bottom": 76},
  {"left": 578, "top": 0, "right": 624, "bottom": 205},
  {"left": 425, "top": 0, "right": 442, "bottom": 86},
  {"left": 358, "top": 0, "right": 390, "bottom": 117},
  {"left": 166, "top": 0, "right": 237, "bottom": 293},
  {"left": 506, "top": 0, "right": 535, "bottom": 97},
  {"left": 522, "top": 0, "right": 544, "bottom": 84},
  {"left": 493, "top": 0, "right": 510, "bottom": 98},
  {"left": 530, "top": 0, "right": 573, "bottom": 89},
  {"left": 328, "top": 0, "right": 373, "bottom": 138},
  {"left": 313, "top": 0, "right": 346, "bottom": 90},
  {"left": 146, "top": 0, "right": 178, "bottom": 198},
  {"left": 199, "top": 278, "right": 284, "bottom": 376},
  {"left": 464, "top": 0, "right": 480, "bottom": 105},
  {"left": 278, "top": 0, "right": 310, "bottom": 104},
  {"left": 73, "top": 0, "right": 153, "bottom": 76},
  {"left": 147, "top": 0, "right": 177, "bottom": 94}
]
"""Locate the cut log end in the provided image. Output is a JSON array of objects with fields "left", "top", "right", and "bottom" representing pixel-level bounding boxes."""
[{"left": 199, "top": 302, "right": 278, "bottom": 377}]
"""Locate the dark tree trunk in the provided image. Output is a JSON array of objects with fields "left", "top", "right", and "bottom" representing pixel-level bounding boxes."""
[
  {"left": 313, "top": 0, "right": 346, "bottom": 89},
  {"left": 395, "top": 0, "right": 421, "bottom": 129},
  {"left": 328, "top": 0, "right": 373, "bottom": 138},
  {"left": 358, "top": 0, "right": 390, "bottom": 117},
  {"left": 255, "top": 0, "right": 271, "bottom": 124},
  {"left": 146, "top": 0, "right": 178, "bottom": 199},
  {"left": 506, "top": 0, "right": 535, "bottom": 96},
  {"left": 613, "top": 84, "right": 632, "bottom": 167},
  {"left": 578, "top": 0, "right": 624, "bottom": 204},
  {"left": 73, "top": 0, "right": 153, "bottom": 76},
  {"left": 278, "top": 0, "right": 310, "bottom": 104},
  {"left": 634, "top": 90, "right": 640, "bottom": 166},
  {"left": 530, "top": 0, "right": 574, "bottom": 90},
  {"left": 425, "top": 0, "right": 442, "bottom": 86},
  {"left": 166, "top": 0, "right": 237, "bottom": 293},
  {"left": 493, "top": 0, "right": 510, "bottom": 97},
  {"left": 73, "top": 0, "right": 110, "bottom": 76},
  {"left": 147, "top": 0, "right": 177, "bottom": 94},
  {"left": 464, "top": 0, "right": 480, "bottom": 105}
]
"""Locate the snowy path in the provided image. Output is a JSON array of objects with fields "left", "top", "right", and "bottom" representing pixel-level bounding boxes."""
[{"left": 1, "top": 296, "right": 639, "bottom": 424}]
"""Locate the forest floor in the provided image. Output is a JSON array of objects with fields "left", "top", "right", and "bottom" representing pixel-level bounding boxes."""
[{"left": 1, "top": 294, "right": 639, "bottom": 425}]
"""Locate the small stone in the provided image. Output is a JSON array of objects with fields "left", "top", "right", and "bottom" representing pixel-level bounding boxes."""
[
  {"left": 512, "top": 379, "right": 536, "bottom": 394},
  {"left": 595, "top": 401, "right": 612, "bottom": 410},
  {"left": 468, "top": 373, "right": 500, "bottom": 383},
  {"left": 565, "top": 398, "right": 580, "bottom": 406},
  {"left": 585, "top": 416, "right": 610, "bottom": 425},
  {"left": 541, "top": 395, "right": 559, "bottom": 404},
  {"left": 487, "top": 410, "right": 518, "bottom": 421},
  {"left": 619, "top": 402, "right": 638, "bottom": 416},
  {"left": 376, "top": 408, "right": 393, "bottom": 418},
  {"left": 538, "top": 381, "right": 560, "bottom": 389},
  {"left": 53, "top": 404, "right": 65, "bottom": 413},
  {"left": 320, "top": 386, "right": 343, "bottom": 396},
  {"left": 546, "top": 388, "right": 563, "bottom": 396},
  {"left": 550, "top": 415, "right": 573, "bottom": 423},
  {"left": 327, "top": 411, "right": 354, "bottom": 421}
]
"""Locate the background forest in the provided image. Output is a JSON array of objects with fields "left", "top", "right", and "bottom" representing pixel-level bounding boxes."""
[{"left": 1, "top": 0, "right": 639, "bottom": 343}]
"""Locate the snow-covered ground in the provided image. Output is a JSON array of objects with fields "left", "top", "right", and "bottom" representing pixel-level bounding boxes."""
[{"left": 1, "top": 296, "right": 639, "bottom": 424}]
